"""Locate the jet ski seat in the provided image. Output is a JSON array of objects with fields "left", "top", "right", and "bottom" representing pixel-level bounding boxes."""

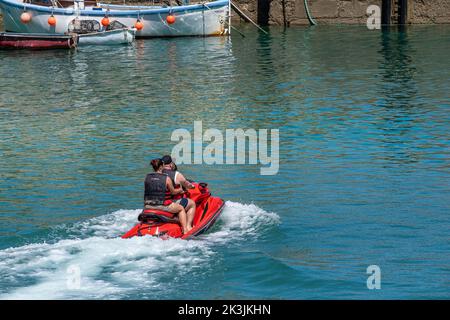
[{"left": 138, "top": 210, "right": 179, "bottom": 224}]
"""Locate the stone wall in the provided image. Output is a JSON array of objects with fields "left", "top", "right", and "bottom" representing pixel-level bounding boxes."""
[
  {"left": 410, "top": 0, "right": 450, "bottom": 24},
  {"left": 232, "top": 0, "right": 450, "bottom": 25}
]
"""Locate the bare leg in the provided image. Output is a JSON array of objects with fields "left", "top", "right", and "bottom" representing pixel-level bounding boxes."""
[
  {"left": 168, "top": 203, "right": 189, "bottom": 234},
  {"left": 185, "top": 199, "right": 196, "bottom": 232},
  {"left": 178, "top": 209, "right": 188, "bottom": 234}
]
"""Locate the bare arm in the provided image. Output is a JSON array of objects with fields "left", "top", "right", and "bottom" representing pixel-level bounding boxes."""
[
  {"left": 166, "top": 177, "right": 184, "bottom": 195},
  {"left": 177, "top": 172, "right": 194, "bottom": 189}
]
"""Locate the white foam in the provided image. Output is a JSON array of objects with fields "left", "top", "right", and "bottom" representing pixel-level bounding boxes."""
[
  {"left": 203, "top": 202, "right": 281, "bottom": 243},
  {"left": 0, "top": 201, "right": 279, "bottom": 299}
]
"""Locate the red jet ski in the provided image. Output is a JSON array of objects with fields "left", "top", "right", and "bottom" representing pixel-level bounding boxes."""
[{"left": 122, "top": 182, "right": 224, "bottom": 240}]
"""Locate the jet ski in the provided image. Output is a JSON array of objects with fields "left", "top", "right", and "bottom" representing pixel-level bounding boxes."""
[{"left": 122, "top": 182, "right": 224, "bottom": 240}]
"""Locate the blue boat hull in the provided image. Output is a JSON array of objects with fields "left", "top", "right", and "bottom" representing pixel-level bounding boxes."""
[{"left": 0, "top": 0, "right": 230, "bottom": 37}]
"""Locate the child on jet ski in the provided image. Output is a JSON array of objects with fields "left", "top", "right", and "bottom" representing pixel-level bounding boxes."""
[
  {"left": 144, "top": 158, "right": 190, "bottom": 234},
  {"left": 161, "top": 155, "right": 196, "bottom": 233}
]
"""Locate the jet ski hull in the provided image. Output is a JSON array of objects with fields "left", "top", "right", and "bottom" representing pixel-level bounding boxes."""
[{"left": 122, "top": 182, "right": 224, "bottom": 240}]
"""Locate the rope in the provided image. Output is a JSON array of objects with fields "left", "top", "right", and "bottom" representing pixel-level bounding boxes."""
[
  {"left": 230, "top": 1, "right": 268, "bottom": 34},
  {"left": 231, "top": 25, "right": 245, "bottom": 37},
  {"left": 304, "top": 0, "right": 317, "bottom": 26}
]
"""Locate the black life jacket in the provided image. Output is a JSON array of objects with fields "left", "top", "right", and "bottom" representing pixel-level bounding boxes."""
[{"left": 144, "top": 172, "right": 171, "bottom": 206}]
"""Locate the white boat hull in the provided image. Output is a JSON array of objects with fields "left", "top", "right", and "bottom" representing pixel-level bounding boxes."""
[
  {"left": 0, "top": 0, "right": 230, "bottom": 37},
  {"left": 78, "top": 28, "right": 135, "bottom": 46}
]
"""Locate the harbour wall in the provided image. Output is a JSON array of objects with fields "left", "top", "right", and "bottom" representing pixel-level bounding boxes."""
[
  {"left": 232, "top": 0, "right": 450, "bottom": 25},
  {"left": 1, "top": 0, "right": 450, "bottom": 30}
]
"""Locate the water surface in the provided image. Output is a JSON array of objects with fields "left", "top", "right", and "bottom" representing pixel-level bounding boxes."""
[{"left": 0, "top": 25, "right": 449, "bottom": 299}]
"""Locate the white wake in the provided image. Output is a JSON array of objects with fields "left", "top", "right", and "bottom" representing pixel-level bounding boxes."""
[{"left": 0, "top": 201, "right": 279, "bottom": 299}]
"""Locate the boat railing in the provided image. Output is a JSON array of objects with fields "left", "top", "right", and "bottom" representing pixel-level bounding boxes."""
[
  {"left": 27, "top": 0, "right": 97, "bottom": 8},
  {"left": 98, "top": 1, "right": 185, "bottom": 10},
  {"left": 25, "top": 0, "right": 221, "bottom": 10}
]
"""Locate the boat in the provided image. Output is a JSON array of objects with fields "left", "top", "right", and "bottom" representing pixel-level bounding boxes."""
[
  {"left": 0, "top": 32, "right": 77, "bottom": 49},
  {"left": 69, "top": 20, "right": 135, "bottom": 45},
  {"left": 0, "top": 0, "right": 231, "bottom": 38},
  {"left": 122, "top": 182, "right": 225, "bottom": 240},
  {"left": 77, "top": 28, "right": 135, "bottom": 45}
]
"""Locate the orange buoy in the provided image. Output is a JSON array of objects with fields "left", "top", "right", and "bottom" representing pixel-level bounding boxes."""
[
  {"left": 166, "top": 15, "right": 176, "bottom": 25},
  {"left": 48, "top": 15, "right": 56, "bottom": 26},
  {"left": 101, "top": 16, "right": 110, "bottom": 27},
  {"left": 20, "top": 12, "right": 32, "bottom": 24},
  {"left": 134, "top": 20, "right": 144, "bottom": 31}
]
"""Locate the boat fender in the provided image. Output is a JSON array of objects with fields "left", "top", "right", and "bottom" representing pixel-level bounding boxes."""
[
  {"left": 48, "top": 15, "right": 56, "bottom": 26},
  {"left": 20, "top": 12, "right": 32, "bottom": 24},
  {"left": 135, "top": 20, "right": 144, "bottom": 31},
  {"left": 101, "top": 16, "right": 110, "bottom": 27},
  {"left": 167, "top": 15, "right": 176, "bottom": 25}
]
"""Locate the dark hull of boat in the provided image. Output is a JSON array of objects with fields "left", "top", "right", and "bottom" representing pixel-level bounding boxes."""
[{"left": 0, "top": 33, "right": 77, "bottom": 49}]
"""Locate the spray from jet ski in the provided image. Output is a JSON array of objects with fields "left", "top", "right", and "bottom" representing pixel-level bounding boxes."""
[{"left": 0, "top": 202, "right": 279, "bottom": 299}]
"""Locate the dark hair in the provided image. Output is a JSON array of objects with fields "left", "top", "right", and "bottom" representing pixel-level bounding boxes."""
[
  {"left": 161, "top": 155, "right": 173, "bottom": 165},
  {"left": 150, "top": 158, "right": 163, "bottom": 171}
]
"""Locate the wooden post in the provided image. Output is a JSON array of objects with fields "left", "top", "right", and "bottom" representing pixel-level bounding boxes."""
[
  {"left": 381, "top": 0, "right": 391, "bottom": 26},
  {"left": 282, "top": 0, "right": 288, "bottom": 28},
  {"left": 257, "top": 0, "right": 270, "bottom": 26},
  {"left": 398, "top": 0, "right": 408, "bottom": 25}
]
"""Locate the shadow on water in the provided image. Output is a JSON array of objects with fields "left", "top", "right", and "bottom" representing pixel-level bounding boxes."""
[
  {"left": 375, "top": 28, "right": 430, "bottom": 166},
  {"left": 378, "top": 27, "right": 418, "bottom": 109},
  {"left": 255, "top": 30, "right": 274, "bottom": 78}
]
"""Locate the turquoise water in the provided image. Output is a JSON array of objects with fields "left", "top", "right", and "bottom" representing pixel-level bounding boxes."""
[{"left": 0, "top": 25, "right": 449, "bottom": 299}]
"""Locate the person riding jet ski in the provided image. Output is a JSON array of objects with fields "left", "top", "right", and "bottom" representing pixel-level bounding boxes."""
[
  {"left": 144, "top": 158, "right": 190, "bottom": 234},
  {"left": 161, "top": 155, "right": 196, "bottom": 232}
]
